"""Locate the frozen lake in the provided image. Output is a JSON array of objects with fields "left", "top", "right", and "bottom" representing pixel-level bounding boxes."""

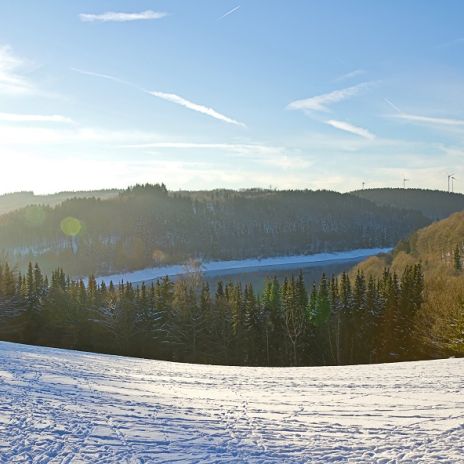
[{"left": 97, "top": 247, "right": 392, "bottom": 286}]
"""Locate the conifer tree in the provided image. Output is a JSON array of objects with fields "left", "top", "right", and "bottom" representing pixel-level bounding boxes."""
[
  {"left": 0, "top": 258, "right": 430, "bottom": 367},
  {"left": 454, "top": 244, "right": 462, "bottom": 272}
]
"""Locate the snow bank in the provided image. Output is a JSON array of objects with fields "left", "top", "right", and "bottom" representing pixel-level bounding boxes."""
[
  {"left": 0, "top": 341, "right": 462, "bottom": 462},
  {"left": 97, "top": 247, "right": 392, "bottom": 285}
]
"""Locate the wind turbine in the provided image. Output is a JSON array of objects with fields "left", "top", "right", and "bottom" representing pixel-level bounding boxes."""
[
  {"left": 362, "top": 181, "right": 366, "bottom": 190},
  {"left": 448, "top": 173, "right": 455, "bottom": 193},
  {"left": 403, "top": 177, "right": 409, "bottom": 189},
  {"left": 451, "top": 176, "right": 456, "bottom": 193}
]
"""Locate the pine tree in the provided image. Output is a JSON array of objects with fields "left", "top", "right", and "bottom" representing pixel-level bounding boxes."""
[
  {"left": 327, "top": 275, "right": 341, "bottom": 364},
  {"left": 314, "top": 273, "right": 330, "bottom": 327},
  {"left": 0, "top": 258, "right": 430, "bottom": 367},
  {"left": 244, "top": 284, "right": 262, "bottom": 364},
  {"left": 262, "top": 277, "right": 282, "bottom": 365},
  {"left": 212, "top": 281, "right": 234, "bottom": 364},
  {"left": 454, "top": 244, "right": 462, "bottom": 272},
  {"left": 352, "top": 270, "right": 367, "bottom": 363}
]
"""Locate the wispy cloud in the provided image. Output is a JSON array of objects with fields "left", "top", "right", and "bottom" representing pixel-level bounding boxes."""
[
  {"left": 287, "top": 82, "right": 370, "bottom": 112},
  {"left": 0, "top": 113, "right": 73, "bottom": 123},
  {"left": 334, "top": 69, "right": 365, "bottom": 82},
  {"left": 72, "top": 68, "right": 245, "bottom": 127},
  {"left": 123, "top": 142, "right": 279, "bottom": 155},
  {"left": 384, "top": 97, "right": 402, "bottom": 113},
  {"left": 391, "top": 113, "right": 464, "bottom": 128},
  {"left": 218, "top": 6, "right": 240, "bottom": 20},
  {"left": 79, "top": 10, "right": 167, "bottom": 23},
  {"left": 124, "top": 141, "right": 309, "bottom": 169},
  {"left": 384, "top": 98, "right": 464, "bottom": 129},
  {"left": 325, "top": 119, "right": 375, "bottom": 140},
  {"left": 70, "top": 68, "right": 140, "bottom": 89},
  {"left": 149, "top": 91, "right": 246, "bottom": 127},
  {"left": 0, "top": 125, "right": 162, "bottom": 146},
  {"left": 0, "top": 45, "right": 35, "bottom": 95}
]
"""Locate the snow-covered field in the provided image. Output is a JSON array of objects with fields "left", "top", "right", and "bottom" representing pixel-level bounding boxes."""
[
  {"left": 97, "top": 247, "right": 392, "bottom": 285},
  {"left": 0, "top": 342, "right": 463, "bottom": 463}
]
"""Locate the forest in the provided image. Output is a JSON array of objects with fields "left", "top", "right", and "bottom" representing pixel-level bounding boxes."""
[
  {"left": 0, "top": 258, "right": 434, "bottom": 366},
  {"left": 0, "top": 184, "right": 430, "bottom": 276},
  {"left": 0, "top": 208, "right": 463, "bottom": 366},
  {"left": 352, "top": 187, "right": 464, "bottom": 220},
  {"left": 353, "top": 210, "right": 464, "bottom": 358}
]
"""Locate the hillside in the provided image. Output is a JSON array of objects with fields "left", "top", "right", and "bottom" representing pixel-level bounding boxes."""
[
  {"left": 0, "top": 185, "right": 428, "bottom": 276},
  {"left": 353, "top": 211, "right": 464, "bottom": 357},
  {"left": 1, "top": 341, "right": 463, "bottom": 463},
  {"left": 351, "top": 188, "right": 464, "bottom": 220},
  {"left": 0, "top": 190, "right": 120, "bottom": 216}
]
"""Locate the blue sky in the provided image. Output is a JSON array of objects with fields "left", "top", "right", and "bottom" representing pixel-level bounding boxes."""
[{"left": 0, "top": 0, "right": 464, "bottom": 194}]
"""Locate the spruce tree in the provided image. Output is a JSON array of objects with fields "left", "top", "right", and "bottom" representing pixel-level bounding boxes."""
[{"left": 454, "top": 244, "right": 462, "bottom": 272}]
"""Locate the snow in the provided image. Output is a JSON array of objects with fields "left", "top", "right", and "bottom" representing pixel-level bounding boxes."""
[
  {"left": 0, "top": 342, "right": 463, "bottom": 463},
  {"left": 97, "top": 247, "right": 392, "bottom": 285}
]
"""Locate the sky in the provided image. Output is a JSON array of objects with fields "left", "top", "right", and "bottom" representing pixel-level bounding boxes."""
[{"left": 1, "top": 0, "right": 464, "bottom": 194}]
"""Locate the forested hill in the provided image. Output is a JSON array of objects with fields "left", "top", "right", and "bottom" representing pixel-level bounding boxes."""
[
  {"left": 351, "top": 188, "right": 464, "bottom": 220},
  {"left": 0, "top": 184, "right": 428, "bottom": 276},
  {"left": 0, "top": 190, "right": 119, "bottom": 216},
  {"left": 352, "top": 211, "right": 464, "bottom": 357}
]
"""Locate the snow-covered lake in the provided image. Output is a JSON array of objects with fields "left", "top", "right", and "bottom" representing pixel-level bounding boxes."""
[
  {"left": 0, "top": 341, "right": 462, "bottom": 463},
  {"left": 97, "top": 247, "right": 391, "bottom": 285}
]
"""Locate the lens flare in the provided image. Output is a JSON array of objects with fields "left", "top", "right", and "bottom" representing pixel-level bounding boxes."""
[{"left": 60, "top": 217, "right": 82, "bottom": 237}]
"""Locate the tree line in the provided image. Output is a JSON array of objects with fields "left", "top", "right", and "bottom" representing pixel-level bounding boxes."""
[
  {"left": 352, "top": 188, "right": 464, "bottom": 220},
  {"left": 0, "top": 260, "right": 426, "bottom": 366},
  {"left": 0, "top": 184, "right": 429, "bottom": 276}
]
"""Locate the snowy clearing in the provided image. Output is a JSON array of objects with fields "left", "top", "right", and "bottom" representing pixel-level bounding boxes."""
[
  {"left": 97, "top": 247, "right": 392, "bottom": 285},
  {"left": 0, "top": 342, "right": 463, "bottom": 463}
]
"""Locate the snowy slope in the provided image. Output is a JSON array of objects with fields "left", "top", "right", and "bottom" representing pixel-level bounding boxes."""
[
  {"left": 97, "top": 247, "right": 392, "bottom": 285},
  {"left": 0, "top": 342, "right": 463, "bottom": 463}
]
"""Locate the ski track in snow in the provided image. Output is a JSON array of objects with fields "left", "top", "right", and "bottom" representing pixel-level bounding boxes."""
[
  {"left": 96, "top": 247, "right": 392, "bottom": 285},
  {"left": 0, "top": 342, "right": 463, "bottom": 463}
]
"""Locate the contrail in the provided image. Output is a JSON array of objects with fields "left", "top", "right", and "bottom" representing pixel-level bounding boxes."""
[
  {"left": 218, "top": 5, "right": 240, "bottom": 21},
  {"left": 70, "top": 68, "right": 145, "bottom": 91},
  {"left": 72, "top": 68, "right": 246, "bottom": 126},
  {"left": 384, "top": 97, "right": 402, "bottom": 114},
  {"left": 149, "top": 91, "right": 246, "bottom": 127}
]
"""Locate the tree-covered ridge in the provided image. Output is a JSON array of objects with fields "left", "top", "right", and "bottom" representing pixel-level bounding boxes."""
[
  {"left": 353, "top": 211, "right": 464, "bottom": 356},
  {"left": 0, "top": 185, "right": 428, "bottom": 276},
  {"left": 352, "top": 188, "right": 464, "bottom": 220},
  {"left": 0, "top": 259, "right": 427, "bottom": 366},
  {"left": 0, "top": 189, "right": 120, "bottom": 216}
]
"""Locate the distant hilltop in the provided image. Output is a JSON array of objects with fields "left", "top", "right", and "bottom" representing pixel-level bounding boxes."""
[
  {"left": 0, "top": 189, "right": 120, "bottom": 216},
  {"left": 0, "top": 185, "right": 429, "bottom": 277},
  {"left": 351, "top": 187, "right": 464, "bottom": 220},
  {"left": 2, "top": 185, "right": 464, "bottom": 219}
]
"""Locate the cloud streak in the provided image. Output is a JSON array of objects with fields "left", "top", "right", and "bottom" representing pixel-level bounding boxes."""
[
  {"left": 384, "top": 98, "right": 464, "bottom": 130},
  {"left": 334, "top": 69, "right": 365, "bottom": 82},
  {"left": 218, "top": 6, "right": 240, "bottom": 20},
  {"left": 0, "top": 113, "right": 73, "bottom": 123},
  {"left": 149, "top": 91, "right": 246, "bottom": 127},
  {"left": 123, "top": 141, "right": 309, "bottom": 169},
  {"left": 79, "top": 10, "right": 167, "bottom": 23},
  {"left": 123, "top": 142, "right": 279, "bottom": 154},
  {"left": 70, "top": 68, "right": 140, "bottom": 89},
  {"left": 384, "top": 97, "right": 402, "bottom": 113},
  {"left": 325, "top": 119, "right": 375, "bottom": 140},
  {"left": 72, "top": 68, "right": 245, "bottom": 127},
  {"left": 287, "top": 82, "right": 370, "bottom": 112},
  {"left": 391, "top": 113, "right": 464, "bottom": 128},
  {"left": 0, "top": 125, "right": 163, "bottom": 147},
  {"left": 0, "top": 45, "right": 35, "bottom": 95}
]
